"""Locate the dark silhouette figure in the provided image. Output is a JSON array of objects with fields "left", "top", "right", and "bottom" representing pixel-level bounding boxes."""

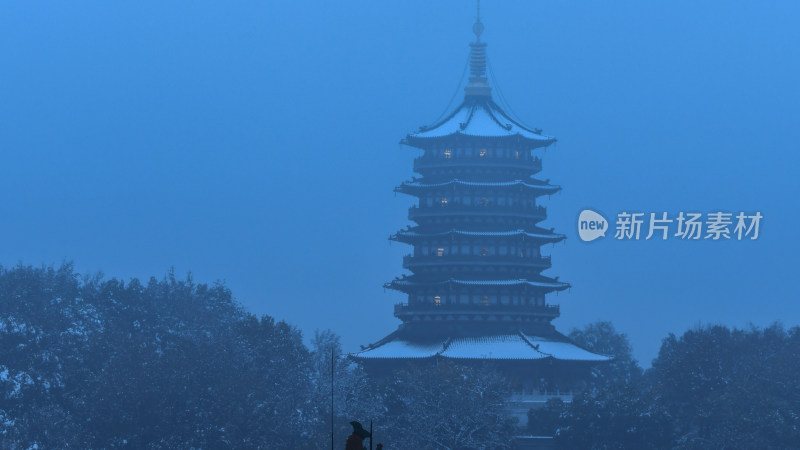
[{"left": 346, "top": 421, "right": 371, "bottom": 450}]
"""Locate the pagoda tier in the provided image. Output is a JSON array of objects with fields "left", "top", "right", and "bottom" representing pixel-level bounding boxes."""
[
  {"left": 401, "top": 254, "right": 553, "bottom": 277},
  {"left": 407, "top": 204, "right": 547, "bottom": 231},
  {"left": 395, "top": 179, "right": 561, "bottom": 196},
  {"left": 390, "top": 228, "right": 566, "bottom": 244},
  {"left": 387, "top": 277, "right": 568, "bottom": 299},
  {"left": 413, "top": 153, "right": 543, "bottom": 181}
]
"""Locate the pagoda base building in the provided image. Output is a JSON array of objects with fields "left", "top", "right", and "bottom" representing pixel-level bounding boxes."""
[{"left": 353, "top": 12, "right": 610, "bottom": 429}]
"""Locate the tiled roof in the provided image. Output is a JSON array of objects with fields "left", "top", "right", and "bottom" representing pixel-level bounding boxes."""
[
  {"left": 353, "top": 338, "right": 444, "bottom": 359},
  {"left": 407, "top": 99, "right": 555, "bottom": 146},
  {"left": 353, "top": 332, "right": 612, "bottom": 362},
  {"left": 392, "top": 228, "right": 565, "bottom": 242},
  {"left": 398, "top": 179, "right": 561, "bottom": 195},
  {"left": 388, "top": 278, "right": 570, "bottom": 291},
  {"left": 521, "top": 333, "right": 614, "bottom": 362},
  {"left": 441, "top": 334, "right": 548, "bottom": 360}
]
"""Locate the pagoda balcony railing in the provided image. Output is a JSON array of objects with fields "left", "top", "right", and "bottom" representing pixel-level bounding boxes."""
[
  {"left": 394, "top": 302, "right": 560, "bottom": 317},
  {"left": 408, "top": 204, "right": 546, "bottom": 221},
  {"left": 402, "top": 254, "right": 551, "bottom": 269},
  {"left": 413, "top": 155, "right": 542, "bottom": 173}
]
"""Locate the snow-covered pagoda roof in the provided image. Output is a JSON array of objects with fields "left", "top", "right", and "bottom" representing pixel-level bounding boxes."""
[
  {"left": 396, "top": 179, "right": 561, "bottom": 196},
  {"left": 390, "top": 228, "right": 566, "bottom": 244},
  {"left": 402, "top": 98, "right": 556, "bottom": 150},
  {"left": 353, "top": 332, "right": 611, "bottom": 362},
  {"left": 354, "top": 338, "right": 443, "bottom": 359},
  {"left": 386, "top": 277, "right": 570, "bottom": 292},
  {"left": 400, "top": 9, "right": 555, "bottom": 150}
]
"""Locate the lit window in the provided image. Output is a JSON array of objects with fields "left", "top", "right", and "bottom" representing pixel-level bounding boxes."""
[
  {"left": 480, "top": 247, "right": 490, "bottom": 256},
  {"left": 441, "top": 197, "right": 448, "bottom": 205},
  {"left": 479, "top": 197, "right": 489, "bottom": 207},
  {"left": 515, "top": 151, "right": 520, "bottom": 159},
  {"left": 479, "top": 149, "right": 488, "bottom": 157},
  {"left": 480, "top": 296, "right": 489, "bottom": 306},
  {"left": 520, "top": 249, "right": 526, "bottom": 257},
  {"left": 434, "top": 296, "right": 441, "bottom": 306},
  {"left": 437, "top": 247, "right": 445, "bottom": 257},
  {"left": 444, "top": 149, "right": 452, "bottom": 159}
]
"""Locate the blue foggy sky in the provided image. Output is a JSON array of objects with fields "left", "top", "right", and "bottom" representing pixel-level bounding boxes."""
[{"left": 2, "top": 1, "right": 799, "bottom": 366}]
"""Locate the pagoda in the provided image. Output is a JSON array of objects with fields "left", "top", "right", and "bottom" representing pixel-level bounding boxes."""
[{"left": 354, "top": 12, "right": 609, "bottom": 417}]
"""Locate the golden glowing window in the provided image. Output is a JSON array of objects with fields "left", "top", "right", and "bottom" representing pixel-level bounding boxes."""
[
  {"left": 434, "top": 296, "right": 441, "bottom": 306},
  {"left": 444, "top": 149, "right": 452, "bottom": 158},
  {"left": 480, "top": 296, "right": 489, "bottom": 306},
  {"left": 437, "top": 247, "right": 445, "bottom": 257},
  {"left": 515, "top": 151, "right": 520, "bottom": 159},
  {"left": 441, "top": 197, "right": 448, "bottom": 205},
  {"left": 480, "top": 247, "right": 490, "bottom": 256},
  {"left": 479, "top": 149, "right": 488, "bottom": 157}
]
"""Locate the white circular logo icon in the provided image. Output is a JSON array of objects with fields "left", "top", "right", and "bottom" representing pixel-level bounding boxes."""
[{"left": 578, "top": 209, "right": 608, "bottom": 242}]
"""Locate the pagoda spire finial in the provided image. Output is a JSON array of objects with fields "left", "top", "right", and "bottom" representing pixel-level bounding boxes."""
[
  {"left": 473, "top": 0, "right": 484, "bottom": 41},
  {"left": 465, "top": 0, "right": 491, "bottom": 99}
]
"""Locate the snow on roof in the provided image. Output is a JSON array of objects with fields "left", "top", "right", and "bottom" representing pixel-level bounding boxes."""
[
  {"left": 353, "top": 338, "right": 445, "bottom": 359},
  {"left": 388, "top": 278, "right": 570, "bottom": 292},
  {"left": 394, "top": 229, "right": 565, "bottom": 242},
  {"left": 451, "top": 279, "right": 568, "bottom": 288},
  {"left": 400, "top": 179, "right": 561, "bottom": 194},
  {"left": 354, "top": 333, "right": 611, "bottom": 362},
  {"left": 441, "top": 334, "right": 548, "bottom": 360},
  {"left": 522, "top": 333, "right": 613, "bottom": 362},
  {"left": 411, "top": 101, "right": 554, "bottom": 143}
]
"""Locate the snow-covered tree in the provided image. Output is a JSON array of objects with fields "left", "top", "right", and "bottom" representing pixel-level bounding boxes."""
[
  {"left": 651, "top": 324, "right": 800, "bottom": 449},
  {"left": 380, "top": 361, "right": 516, "bottom": 450},
  {"left": 0, "top": 264, "right": 317, "bottom": 448},
  {"left": 550, "top": 380, "right": 673, "bottom": 449},
  {"left": 530, "top": 322, "right": 800, "bottom": 449},
  {"left": 569, "top": 321, "right": 642, "bottom": 386}
]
